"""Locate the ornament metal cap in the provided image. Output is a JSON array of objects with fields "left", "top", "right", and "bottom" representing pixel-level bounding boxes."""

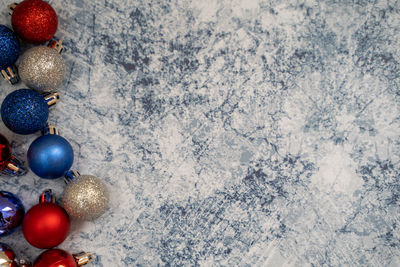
[
  {"left": 64, "top": 170, "right": 80, "bottom": 183},
  {"left": 0, "top": 251, "right": 13, "bottom": 265},
  {"left": 7, "top": 3, "right": 17, "bottom": 15},
  {"left": 42, "top": 124, "right": 58, "bottom": 135},
  {"left": 18, "top": 259, "right": 32, "bottom": 267},
  {"left": 0, "top": 134, "right": 26, "bottom": 176},
  {"left": 43, "top": 92, "right": 60, "bottom": 108},
  {"left": 3, "top": 155, "right": 27, "bottom": 176},
  {"left": 39, "top": 189, "right": 55, "bottom": 204},
  {"left": 48, "top": 39, "right": 64, "bottom": 54},
  {"left": 73, "top": 252, "right": 95, "bottom": 266},
  {"left": 1, "top": 66, "right": 19, "bottom": 85}
]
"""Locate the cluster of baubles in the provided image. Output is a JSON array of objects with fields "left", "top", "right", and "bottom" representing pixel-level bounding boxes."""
[
  {"left": 0, "top": 242, "right": 93, "bottom": 267},
  {"left": 0, "top": 0, "right": 110, "bottom": 265}
]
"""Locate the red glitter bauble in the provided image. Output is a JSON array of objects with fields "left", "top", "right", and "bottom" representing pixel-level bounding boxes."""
[
  {"left": 22, "top": 202, "right": 70, "bottom": 249},
  {"left": 33, "top": 249, "right": 77, "bottom": 267},
  {"left": 11, "top": 0, "right": 58, "bottom": 44}
]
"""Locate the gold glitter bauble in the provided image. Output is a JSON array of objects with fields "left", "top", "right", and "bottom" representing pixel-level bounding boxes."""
[
  {"left": 62, "top": 175, "right": 109, "bottom": 221},
  {"left": 18, "top": 46, "right": 65, "bottom": 92}
]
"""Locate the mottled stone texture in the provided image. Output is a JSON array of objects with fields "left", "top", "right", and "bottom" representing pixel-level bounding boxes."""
[{"left": 0, "top": 0, "right": 400, "bottom": 266}]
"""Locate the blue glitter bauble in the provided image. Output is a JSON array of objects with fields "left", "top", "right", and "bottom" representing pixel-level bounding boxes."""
[
  {"left": 0, "top": 25, "right": 20, "bottom": 70},
  {"left": 0, "top": 191, "right": 25, "bottom": 236},
  {"left": 1, "top": 89, "right": 49, "bottom": 135},
  {"left": 28, "top": 134, "right": 74, "bottom": 179}
]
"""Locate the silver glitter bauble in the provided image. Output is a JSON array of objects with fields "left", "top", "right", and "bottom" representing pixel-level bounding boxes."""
[
  {"left": 62, "top": 175, "right": 109, "bottom": 221},
  {"left": 18, "top": 46, "right": 66, "bottom": 92}
]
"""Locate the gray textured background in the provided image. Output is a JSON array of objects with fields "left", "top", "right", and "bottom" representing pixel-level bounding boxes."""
[{"left": 1, "top": 0, "right": 400, "bottom": 266}]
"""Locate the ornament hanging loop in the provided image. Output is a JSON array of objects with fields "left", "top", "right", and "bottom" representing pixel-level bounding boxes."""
[
  {"left": 43, "top": 92, "right": 60, "bottom": 108},
  {"left": 48, "top": 39, "right": 64, "bottom": 54},
  {"left": 1, "top": 66, "right": 19, "bottom": 85},
  {"left": 73, "top": 252, "right": 95, "bottom": 266},
  {"left": 7, "top": 3, "right": 17, "bottom": 15}
]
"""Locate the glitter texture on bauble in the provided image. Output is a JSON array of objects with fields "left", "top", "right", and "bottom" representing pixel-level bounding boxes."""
[
  {"left": 1, "top": 89, "right": 49, "bottom": 135},
  {"left": 18, "top": 46, "right": 65, "bottom": 92},
  {"left": 62, "top": 174, "right": 109, "bottom": 221},
  {"left": 0, "top": 25, "right": 20, "bottom": 70},
  {"left": 11, "top": 0, "right": 58, "bottom": 44}
]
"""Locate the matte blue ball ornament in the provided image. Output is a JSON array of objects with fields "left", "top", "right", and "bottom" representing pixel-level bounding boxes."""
[
  {"left": 0, "top": 24, "right": 20, "bottom": 84},
  {"left": 28, "top": 125, "right": 74, "bottom": 179},
  {"left": 1, "top": 89, "right": 59, "bottom": 135},
  {"left": 0, "top": 191, "right": 25, "bottom": 236}
]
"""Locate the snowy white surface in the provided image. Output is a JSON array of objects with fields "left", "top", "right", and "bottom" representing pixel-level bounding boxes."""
[{"left": 0, "top": 0, "right": 400, "bottom": 266}]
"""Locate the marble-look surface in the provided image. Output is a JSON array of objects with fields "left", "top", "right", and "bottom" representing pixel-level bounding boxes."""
[{"left": 0, "top": 0, "right": 400, "bottom": 266}]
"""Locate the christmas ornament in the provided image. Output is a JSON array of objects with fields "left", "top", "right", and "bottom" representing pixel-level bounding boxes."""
[
  {"left": 27, "top": 125, "right": 74, "bottom": 179},
  {"left": 0, "top": 243, "right": 18, "bottom": 267},
  {"left": 33, "top": 249, "right": 94, "bottom": 267},
  {"left": 11, "top": 0, "right": 58, "bottom": 44},
  {"left": 1, "top": 89, "right": 59, "bottom": 135},
  {"left": 22, "top": 190, "right": 70, "bottom": 249},
  {"left": 6, "top": 1, "right": 103, "bottom": 261},
  {"left": 0, "top": 191, "right": 24, "bottom": 236},
  {"left": 63, "top": 171, "right": 109, "bottom": 221},
  {"left": 0, "top": 134, "right": 26, "bottom": 176},
  {"left": 0, "top": 25, "right": 19, "bottom": 84},
  {"left": 17, "top": 45, "right": 65, "bottom": 92}
]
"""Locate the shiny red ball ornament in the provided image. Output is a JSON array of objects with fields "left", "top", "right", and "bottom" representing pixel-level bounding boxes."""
[
  {"left": 33, "top": 249, "right": 94, "bottom": 267},
  {"left": 11, "top": 0, "right": 58, "bottom": 44},
  {"left": 22, "top": 190, "right": 70, "bottom": 249}
]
